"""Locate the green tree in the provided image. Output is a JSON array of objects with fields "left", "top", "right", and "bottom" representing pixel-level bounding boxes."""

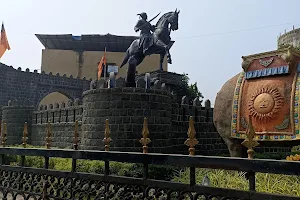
[{"left": 179, "top": 73, "right": 204, "bottom": 103}]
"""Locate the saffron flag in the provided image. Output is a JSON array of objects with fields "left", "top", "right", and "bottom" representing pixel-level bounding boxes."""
[
  {"left": 97, "top": 48, "right": 107, "bottom": 80},
  {"left": 0, "top": 22, "right": 10, "bottom": 59}
]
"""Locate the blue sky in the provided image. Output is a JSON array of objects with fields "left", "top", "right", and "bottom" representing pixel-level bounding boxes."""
[{"left": 1, "top": 0, "right": 299, "bottom": 105}]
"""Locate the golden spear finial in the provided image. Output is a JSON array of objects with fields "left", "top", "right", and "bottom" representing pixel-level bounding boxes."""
[
  {"left": 184, "top": 116, "right": 199, "bottom": 155},
  {"left": 73, "top": 120, "right": 80, "bottom": 150},
  {"left": 103, "top": 119, "right": 112, "bottom": 151},
  {"left": 241, "top": 115, "right": 259, "bottom": 159},
  {"left": 22, "top": 122, "right": 28, "bottom": 148},
  {"left": 140, "top": 117, "right": 151, "bottom": 153},
  {"left": 45, "top": 121, "right": 52, "bottom": 149}
]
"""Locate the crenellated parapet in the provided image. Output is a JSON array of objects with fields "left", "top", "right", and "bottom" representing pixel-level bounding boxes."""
[
  {"left": 30, "top": 99, "right": 83, "bottom": 148},
  {"left": 33, "top": 99, "right": 83, "bottom": 125},
  {"left": 90, "top": 72, "right": 173, "bottom": 93},
  {"left": 171, "top": 96, "right": 211, "bottom": 122},
  {"left": 0, "top": 63, "right": 90, "bottom": 108},
  {"left": 278, "top": 28, "right": 300, "bottom": 48},
  {"left": 13, "top": 66, "right": 92, "bottom": 81}
]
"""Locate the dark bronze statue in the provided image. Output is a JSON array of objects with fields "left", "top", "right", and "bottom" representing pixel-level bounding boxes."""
[
  {"left": 120, "top": 9, "right": 180, "bottom": 87},
  {"left": 134, "top": 12, "right": 157, "bottom": 55}
]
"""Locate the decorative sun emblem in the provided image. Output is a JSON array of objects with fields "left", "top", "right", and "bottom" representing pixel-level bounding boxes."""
[{"left": 248, "top": 87, "right": 284, "bottom": 121}]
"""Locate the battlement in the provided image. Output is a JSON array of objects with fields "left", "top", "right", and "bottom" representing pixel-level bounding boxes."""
[
  {"left": 33, "top": 100, "right": 83, "bottom": 125},
  {"left": 172, "top": 97, "right": 211, "bottom": 122},
  {"left": 90, "top": 72, "right": 174, "bottom": 92},
  {"left": 278, "top": 28, "right": 300, "bottom": 48},
  {"left": 0, "top": 62, "right": 226, "bottom": 155},
  {"left": 1, "top": 63, "right": 92, "bottom": 81},
  {"left": 0, "top": 63, "right": 90, "bottom": 108}
]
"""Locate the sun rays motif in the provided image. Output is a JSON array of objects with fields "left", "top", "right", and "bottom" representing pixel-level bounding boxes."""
[{"left": 248, "top": 87, "right": 284, "bottom": 121}]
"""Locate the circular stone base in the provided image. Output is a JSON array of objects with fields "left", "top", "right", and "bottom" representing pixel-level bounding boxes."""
[{"left": 81, "top": 88, "right": 172, "bottom": 151}]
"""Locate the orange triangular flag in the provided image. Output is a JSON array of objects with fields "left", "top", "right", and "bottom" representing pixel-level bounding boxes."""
[
  {"left": 97, "top": 48, "right": 107, "bottom": 80},
  {"left": 0, "top": 22, "right": 10, "bottom": 58}
]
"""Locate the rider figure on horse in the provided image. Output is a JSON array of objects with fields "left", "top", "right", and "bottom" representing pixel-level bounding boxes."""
[{"left": 134, "top": 12, "right": 155, "bottom": 55}]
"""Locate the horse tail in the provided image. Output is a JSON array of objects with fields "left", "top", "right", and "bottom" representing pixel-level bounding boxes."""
[{"left": 120, "top": 49, "right": 130, "bottom": 68}]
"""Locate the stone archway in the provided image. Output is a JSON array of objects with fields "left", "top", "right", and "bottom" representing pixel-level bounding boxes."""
[{"left": 38, "top": 92, "right": 70, "bottom": 106}]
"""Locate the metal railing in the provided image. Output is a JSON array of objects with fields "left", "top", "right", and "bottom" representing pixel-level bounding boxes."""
[{"left": 0, "top": 116, "right": 299, "bottom": 199}]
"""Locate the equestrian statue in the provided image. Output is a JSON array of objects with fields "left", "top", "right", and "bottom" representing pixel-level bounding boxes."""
[{"left": 120, "top": 9, "right": 180, "bottom": 87}]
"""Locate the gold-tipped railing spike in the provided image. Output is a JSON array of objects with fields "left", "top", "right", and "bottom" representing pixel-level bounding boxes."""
[
  {"left": 103, "top": 119, "right": 112, "bottom": 151},
  {"left": 45, "top": 121, "right": 52, "bottom": 149},
  {"left": 241, "top": 115, "right": 259, "bottom": 159},
  {"left": 184, "top": 116, "right": 199, "bottom": 156},
  {"left": 22, "top": 122, "right": 28, "bottom": 148},
  {"left": 73, "top": 120, "right": 80, "bottom": 150},
  {"left": 140, "top": 117, "right": 151, "bottom": 153},
  {"left": 1, "top": 122, "right": 7, "bottom": 147}
]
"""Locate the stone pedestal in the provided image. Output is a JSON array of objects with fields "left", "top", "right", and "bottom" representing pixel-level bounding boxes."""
[{"left": 81, "top": 88, "right": 172, "bottom": 152}]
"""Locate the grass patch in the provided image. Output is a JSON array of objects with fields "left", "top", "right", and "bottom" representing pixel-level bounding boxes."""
[
  {"left": 173, "top": 168, "right": 300, "bottom": 196},
  {"left": 4, "top": 144, "right": 300, "bottom": 197}
]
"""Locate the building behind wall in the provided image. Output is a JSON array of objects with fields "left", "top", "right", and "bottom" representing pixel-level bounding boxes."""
[{"left": 36, "top": 34, "right": 168, "bottom": 80}]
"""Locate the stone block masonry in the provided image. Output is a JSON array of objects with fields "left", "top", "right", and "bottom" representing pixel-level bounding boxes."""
[
  {"left": 0, "top": 67, "right": 230, "bottom": 156},
  {"left": 31, "top": 103, "right": 83, "bottom": 148},
  {"left": 170, "top": 99, "right": 229, "bottom": 156},
  {"left": 80, "top": 84, "right": 228, "bottom": 155},
  {"left": 1, "top": 100, "right": 34, "bottom": 145},
  {"left": 81, "top": 88, "right": 172, "bottom": 153},
  {"left": 0, "top": 63, "right": 90, "bottom": 113}
]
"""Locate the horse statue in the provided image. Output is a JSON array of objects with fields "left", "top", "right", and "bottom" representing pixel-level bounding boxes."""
[{"left": 120, "top": 9, "right": 180, "bottom": 87}]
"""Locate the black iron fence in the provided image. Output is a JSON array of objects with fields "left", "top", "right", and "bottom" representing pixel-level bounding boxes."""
[{"left": 0, "top": 116, "right": 299, "bottom": 199}]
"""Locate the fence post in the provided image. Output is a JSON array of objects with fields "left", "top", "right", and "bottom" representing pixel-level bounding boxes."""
[
  {"left": 45, "top": 121, "right": 52, "bottom": 150},
  {"left": 43, "top": 121, "right": 52, "bottom": 200},
  {"left": 20, "top": 122, "right": 28, "bottom": 166},
  {"left": 72, "top": 120, "right": 79, "bottom": 173},
  {"left": 103, "top": 119, "right": 112, "bottom": 177},
  {"left": 70, "top": 120, "right": 80, "bottom": 199},
  {"left": 184, "top": 116, "right": 199, "bottom": 186},
  {"left": 140, "top": 117, "right": 151, "bottom": 154},
  {"left": 140, "top": 117, "right": 150, "bottom": 190},
  {"left": 103, "top": 119, "right": 112, "bottom": 152},
  {"left": 0, "top": 121, "right": 5, "bottom": 165},
  {"left": 22, "top": 122, "right": 28, "bottom": 148},
  {"left": 241, "top": 115, "right": 259, "bottom": 192}
]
